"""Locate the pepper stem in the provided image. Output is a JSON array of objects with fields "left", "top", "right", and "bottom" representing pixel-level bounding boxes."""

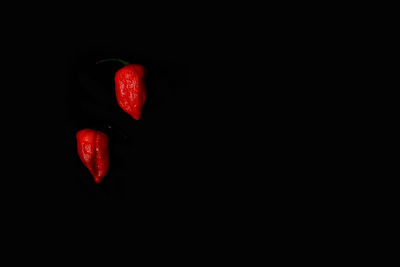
[{"left": 96, "top": 58, "right": 130, "bottom": 66}]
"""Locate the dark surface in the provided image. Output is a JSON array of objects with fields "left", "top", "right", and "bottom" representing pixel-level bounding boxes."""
[{"left": 2, "top": 8, "right": 352, "bottom": 253}]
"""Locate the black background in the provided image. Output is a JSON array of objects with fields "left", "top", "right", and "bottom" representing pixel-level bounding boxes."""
[
  {"left": 1, "top": 6, "right": 361, "bottom": 257},
  {"left": 1, "top": 8, "right": 350, "bottom": 257}
]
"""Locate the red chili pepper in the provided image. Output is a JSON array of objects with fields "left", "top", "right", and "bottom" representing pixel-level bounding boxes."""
[
  {"left": 76, "top": 129, "right": 109, "bottom": 183},
  {"left": 115, "top": 64, "right": 147, "bottom": 120},
  {"left": 97, "top": 58, "right": 147, "bottom": 120}
]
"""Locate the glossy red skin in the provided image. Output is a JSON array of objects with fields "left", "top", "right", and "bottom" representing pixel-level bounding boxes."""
[
  {"left": 76, "top": 129, "right": 109, "bottom": 183},
  {"left": 115, "top": 64, "right": 147, "bottom": 120}
]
